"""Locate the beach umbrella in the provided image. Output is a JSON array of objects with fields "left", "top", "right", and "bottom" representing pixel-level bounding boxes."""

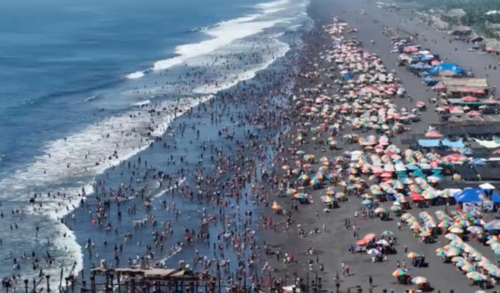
[
  {"left": 321, "top": 196, "right": 335, "bottom": 204},
  {"left": 374, "top": 207, "right": 387, "bottom": 215},
  {"left": 392, "top": 269, "right": 407, "bottom": 277},
  {"left": 294, "top": 193, "right": 307, "bottom": 199},
  {"left": 376, "top": 239, "right": 389, "bottom": 246},
  {"left": 461, "top": 264, "right": 475, "bottom": 273},
  {"left": 485, "top": 220, "right": 500, "bottom": 231},
  {"left": 461, "top": 96, "right": 478, "bottom": 102},
  {"left": 419, "top": 231, "right": 431, "bottom": 237},
  {"left": 367, "top": 248, "right": 380, "bottom": 256},
  {"left": 480, "top": 182, "right": 495, "bottom": 190},
  {"left": 451, "top": 256, "right": 465, "bottom": 263},
  {"left": 450, "top": 240, "right": 464, "bottom": 249},
  {"left": 446, "top": 247, "right": 461, "bottom": 257},
  {"left": 435, "top": 248, "right": 446, "bottom": 257},
  {"left": 467, "top": 110, "right": 481, "bottom": 117},
  {"left": 391, "top": 205, "right": 401, "bottom": 212},
  {"left": 455, "top": 260, "right": 470, "bottom": 268},
  {"left": 382, "top": 230, "right": 393, "bottom": 236},
  {"left": 467, "top": 226, "right": 484, "bottom": 234},
  {"left": 362, "top": 199, "right": 372, "bottom": 205},
  {"left": 411, "top": 277, "right": 427, "bottom": 285},
  {"left": 466, "top": 272, "right": 487, "bottom": 281},
  {"left": 407, "top": 252, "right": 421, "bottom": 259},
  {"left": 286, "top": 189, "right": 297, "bottom": 196},
  {"left": 425, "top": 130, "right": 443, "bottom": 138},
  {"left": 409, "top": 192, "right": 424, "bottom": 201}
]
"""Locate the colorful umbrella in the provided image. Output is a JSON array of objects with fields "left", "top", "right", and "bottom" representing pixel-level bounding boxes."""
[
  {"left": 466, "top": 272, "right": 487, "bottom": 281},
  {"left": 411, "top": 276, "right": 427, "bottom": 285},
  {"left": 392, "top": 269, "right": 407, "bottom": 277},
  {"left": 407, "top": 252, "right": 421, "bottom": 259}
]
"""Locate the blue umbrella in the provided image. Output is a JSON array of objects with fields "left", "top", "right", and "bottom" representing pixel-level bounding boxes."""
[
  {"left": 362, "top": 199, "right": 373, "bottom": 205},
  {"left": 460, "top": 148, "right": 473, "bottom": 156},
  {"left": 485, "top": 220, "right": 500, "bottom": 231},
  {"left": 469, "top": 158, "right": 486, "bottom": 167},
  {"left": 405, "top": 164, "right": 420, "bottom": 171}
]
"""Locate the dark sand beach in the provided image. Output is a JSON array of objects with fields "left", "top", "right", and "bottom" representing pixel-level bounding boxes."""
[
  {"left": 5, "top": 0, "right": 500, "bottom": 292},
  {"left": 255, "top": 0, "right": 500, "bottom": 292}
]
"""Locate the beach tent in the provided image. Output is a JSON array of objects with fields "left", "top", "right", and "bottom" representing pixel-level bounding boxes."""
[
  {"left": 453, "top": 189, "right": 482, "bottom": 203},
  {"left": 418, "top": 139, "right": 440, "bottom": 148},
  {"left": 441, "top": 139, "right": 464, "bottom": 148},
  {"left": 428, "top": 63, "right": 466, "bottom": 76},
  {"left": 480, "top": 183, "right": 495, "bottom": 190},
  {"left": 452, "top": 188, "right": 498, "bottom": 203},
  {"left": 474, "top": 139, "right": 500, "bottom": 149}
]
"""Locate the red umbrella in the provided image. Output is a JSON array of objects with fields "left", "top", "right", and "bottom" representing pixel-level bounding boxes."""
[
  {"left": 467, "top": 110, "right": 481, "bottom": 117},
  {"left": 483, "top": 99, "right": 500, "bottom": 104},
  {"left": 444, "top": 154, "right": 465, "bottom": 162},
  {"left": 380, "top": 171, "right": 392, "bottom": 178},
  {"left": 433, "top": 84, "right": 446, "bottom": 91},
  {"left": 410, "top": 192, "right": 424, "bottom": 201},
  {"left": 425, "top": 130, "right": 443, "bottom": 138},
  {"left": 461, "top": 96, "right": 478, "bottom": 102}
]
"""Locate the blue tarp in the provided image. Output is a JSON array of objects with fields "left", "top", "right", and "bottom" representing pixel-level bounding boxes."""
[
  {"left": 453, "top": 189, "right": 483, "bottom": 203},
  {"left": 442, "top": 139, "right": 465, "bottom": 148},
  {"left": 493, "top": 192, "right": 500, "bottom": 204},
  {"left": 410, "top": 62, "right": 431, "bottom": 70},
  {"left": 453, "top": 189, "right": 500, "bottom": 203},
  {"left": 428, "top": 63, "right": 466, "bottom": 76},
  {"left": 423, "top": 76, "right": 437, "bottom": 85},
  {"left": 418, "top": 139, "right": 466, "bottom": 148},
  {"left": 418, "top": 139, "right": 440, "bottom": 147},
  {"left": 417, "top": 53, "right": 434, "bottom": 62},
  {"left": 343, "top": 72, "right": 353, "bottom": 80}
]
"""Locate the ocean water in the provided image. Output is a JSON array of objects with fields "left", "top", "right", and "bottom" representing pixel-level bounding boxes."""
[{"left": 0, "top": 0, "right": 309, "bottom": 286}]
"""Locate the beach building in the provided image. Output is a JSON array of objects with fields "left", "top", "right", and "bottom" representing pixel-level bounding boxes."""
[
  {"left": 449, "top": 25, "right": 472, "bottom": 36},
  {"left": 484, "top": 38, "right": 500, "bottom": 54},
  {"left": 441, "top": 78, "right": 489, "bottom": 96}
]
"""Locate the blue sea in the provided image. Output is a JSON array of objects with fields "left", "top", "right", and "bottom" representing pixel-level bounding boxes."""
[{"left": 0, "top": 0, "right": 309, "bottom": 286}]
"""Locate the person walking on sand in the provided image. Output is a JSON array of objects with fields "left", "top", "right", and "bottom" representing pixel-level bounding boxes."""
[{"left": 369, "top": 276, "right": 373, "bottom": 288}]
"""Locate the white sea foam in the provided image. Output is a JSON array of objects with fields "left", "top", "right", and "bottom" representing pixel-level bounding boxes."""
[
  {"left": 263, "top": 8, "right": 286, "bottom": 14},
  {"left": 123, "top": 0, "right": 292, "bottom": 78},
  {"left": 85, "top": 95, "right": 97, "bottom": 102},
  {"left": 153, "top": 17, "right": 285, "bottom": 71},
  {"left": 193, "top": 40, "right": 290, "bottom": 94},
  {"left": 126, "top": 71, "right": 145, "bottom": 79},
  {"left": 0, "top": 95, "right": 210, "bottom": 286},
  {"left": 256, "top": 0, "right": 290, "bottom": 9},
  {"left": 132, "top": 99, "right": 151, "bottom": 106}
]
